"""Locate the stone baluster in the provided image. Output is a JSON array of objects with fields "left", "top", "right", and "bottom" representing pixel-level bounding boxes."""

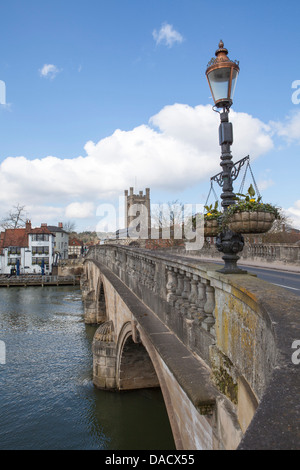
[
  {"left": 127, "top": 255, "right": 132, "bottom": 276},
  {"left": 141, "top": 257, "right": 146, "bottom": 283},
  {"left": 174, "top": 269, "right": 185, "bottom": 312},
  {"left": 166, "top": 266, "right": 177, "bottom": 306},
  {"left": 137, "top": 256, "right": 142, "bottom": 283},
  {"left": 181, "top": 272, "right": 191, "bottom": 317},
  {"left": 115, "top": 251, "right": 121, "bottom": 276},
  {"left": 188, "top": 274, "right": 199, "bottom": 319},
  {"left": 196, "top": 278, "right": 206, "bottom": 323},
  {"left": 146, "top": 260, "right": 153, "bottom": 289},
  {"left": 120, "top": 251, "right": 126, "bottom": 280},
  {"left": 132, "top": 256, "right": 137, "bottom": 278},
  {"left": 142, "top": 258, "right": 148, "bottom": 286},
  {"left": 129, "top": 255, "right": 135, "bottom": 278},
  {"left": 148, "top": 260, "right": 154, "bottom": 291},
  {"left": 202, "top": 282, "right": 216, "bottom": 335},
  {"left": 143, "top": 258, "right": 148, "bottom": 286},
  {"left": 151, "top": 260, "right": 158, "bottom": 292}
]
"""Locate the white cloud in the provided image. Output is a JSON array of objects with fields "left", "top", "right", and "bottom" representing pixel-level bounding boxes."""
[
  {"left": 257, "top": 179, "right": 274, "bottom": 192},
  {"left": 152, "top": 23, "right": 184, "bottom": 47},
  {"left": 270, "top": 110, "right": 300, "bottom": 144},
  {"left": 285, "top": 200, "right": 300, "bottom": 230},
  {"left": 65, "top": 202, "right": 95, "bottom": 219},
  {"left": 39, "top": 64, "right": 61, "bottom": 80},
  {"left": 25, "top": 204, "right": 65, "bottom": 226},
  {"left": 0, "top": 103, "right": 274, "bottom": 226}
]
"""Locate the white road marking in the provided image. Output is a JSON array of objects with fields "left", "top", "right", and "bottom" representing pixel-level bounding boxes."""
[{"left": 273, "top": 283, "right": 300, "bottom": 291}]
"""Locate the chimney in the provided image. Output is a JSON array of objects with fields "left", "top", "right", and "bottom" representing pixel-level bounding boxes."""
[
  {"left": 58, "top": 222, "right": 63, "bottom": 228},
  {"left": 25, "top": 220, "right": 31, "bottom": 230},
  {"left": 41, "top": 223, "right": 47, "bottom": 227}
]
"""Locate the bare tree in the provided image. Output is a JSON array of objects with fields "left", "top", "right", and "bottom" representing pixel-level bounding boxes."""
[
  {"left": 62, "top": 221, "right": 77, "bottom": 233},
  {"left": 150, "top": 199, "right": 186, "bottom": 240},
  {"left": 0, "top": 204, "right": 28, "bottom": 230},
  {"left": 151, "top": 200, "right": 184, "bottom": 229}
]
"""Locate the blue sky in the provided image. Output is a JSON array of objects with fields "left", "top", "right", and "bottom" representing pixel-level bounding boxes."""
[{"left": 0, "top": 0, "right": 300, "bottom": 231}]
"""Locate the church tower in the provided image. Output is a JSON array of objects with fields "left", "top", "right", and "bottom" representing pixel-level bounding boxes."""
[{"left": 124, "top": 187, "right": 151, "bottom": 237}]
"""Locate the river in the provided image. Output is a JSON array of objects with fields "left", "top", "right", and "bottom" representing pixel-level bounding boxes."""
[{"left": 0, "top": 286, "right": 175, "bottom": 450}]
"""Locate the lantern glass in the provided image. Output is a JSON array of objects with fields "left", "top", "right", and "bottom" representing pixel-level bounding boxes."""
[
  {"left": 230, "top": 68, "right": 238, "bottom": 100},
  {"left": 207, "top": 67, "right": 231, "bottom": 104}
]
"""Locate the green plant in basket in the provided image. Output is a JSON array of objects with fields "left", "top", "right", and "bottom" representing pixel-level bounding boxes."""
[
  {"left": 227, "top": 184, "right": 281, "bottom": 219},
  {"left": 204, "top": 201, "right": 222, "bottom": 220},
  {"left": 202, "top": 201, "right": 222, "bottom": 237},
  {"left": 222, "top": 184, "right": 281, "bottom": 234}
]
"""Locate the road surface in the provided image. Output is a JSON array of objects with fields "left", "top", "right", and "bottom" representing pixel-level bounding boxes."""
[{"left": 241, "top": 265, "right": 300, "bottom": 297}]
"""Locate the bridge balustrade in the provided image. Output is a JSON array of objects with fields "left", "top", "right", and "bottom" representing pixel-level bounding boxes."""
[{"left": 83, "top": 244, "right": 299, "bottom": 450}]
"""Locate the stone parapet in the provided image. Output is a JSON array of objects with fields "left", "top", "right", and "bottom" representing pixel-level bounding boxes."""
[
  {"left": 181, "top": 242, "right": 300, "bottom": 266},
  {"left": 84, "top": 244, "right": 299, "bottom": 450}
]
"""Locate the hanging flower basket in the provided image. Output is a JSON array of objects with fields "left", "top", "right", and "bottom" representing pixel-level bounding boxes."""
[
  {"left": 228, "top": 210, "right": 276, "bottom": 233},
  {"left": 203, "top": 201, "right": 222, "bottom": 237},
  {"left": 224, "top": 184, "right": 281, "bottom": 234},
  {"left": 204, "top": 218, "right": 220, "bottom": 237}
]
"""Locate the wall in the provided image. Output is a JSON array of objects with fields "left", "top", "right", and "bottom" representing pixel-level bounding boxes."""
[
  {"left": 58, "top": 258, "right": 84, "bottom": 276},
  {"left": 188, "top": 242, "right": 300, "bottom": 266}
]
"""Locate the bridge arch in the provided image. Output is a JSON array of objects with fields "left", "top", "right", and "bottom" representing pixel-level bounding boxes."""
[
  {"left": 116, "top": 322, "right": 159, "bottom": 390},
  {"left": 92, "top": 317, "right": 182, "bottom": 448},
  {"left": 82, "top": 261, "right": 108, "bottom": 324},
  {"left": 95, "top": 276, "right": 107, "bottom": 323}
]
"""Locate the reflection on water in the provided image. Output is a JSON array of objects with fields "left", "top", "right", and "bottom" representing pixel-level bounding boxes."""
[{"left": 0, "top": 286, "right": 175, "bottom": 450}]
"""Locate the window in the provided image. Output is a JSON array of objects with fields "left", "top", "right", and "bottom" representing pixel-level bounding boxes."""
[
  {"left": 8, "top": 258, "right": 21, "bottom": 266},
  {"left": 8, "top": 247, "right": 21, "bottom": 255},
  {"left": 32, "top": 257, "right": 49, "bottom": 266},
  {"left": 32, "top": 246, "right": 49, "bottom": 255},
  {"left": 31, "top": 234, "right": 49, "bottom": 242}
]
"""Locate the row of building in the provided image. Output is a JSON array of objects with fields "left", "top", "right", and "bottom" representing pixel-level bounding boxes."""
[{"left": 0, "top": 221, "right": 84, "bottom": 275}]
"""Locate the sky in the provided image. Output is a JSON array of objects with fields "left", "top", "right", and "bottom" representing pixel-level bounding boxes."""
[{"left": 0, "top": 0, "right": 300, "bottom": 233}]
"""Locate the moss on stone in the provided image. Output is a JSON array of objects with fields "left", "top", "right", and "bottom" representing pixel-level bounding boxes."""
[{"left": 213, "top": 366, "right": 238, "bottom": 405}]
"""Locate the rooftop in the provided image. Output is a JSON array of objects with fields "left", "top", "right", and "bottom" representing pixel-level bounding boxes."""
[{"left": 0, "top": 221, "right": 52, "bottom": 250}]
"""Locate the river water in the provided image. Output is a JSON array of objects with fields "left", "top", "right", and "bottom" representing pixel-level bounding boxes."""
[{"left": 0, "top": 286, "right": 175, "bottom": 450}]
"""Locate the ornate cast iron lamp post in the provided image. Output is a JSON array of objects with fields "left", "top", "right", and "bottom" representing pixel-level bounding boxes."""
[{"left": 206, "top": 41, "right": 246, "bottom": 274}]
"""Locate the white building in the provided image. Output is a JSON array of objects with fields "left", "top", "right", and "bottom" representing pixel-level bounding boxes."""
[
  {"left": 46, "top": 222, "right": 69, "bottom": 263},
  {"left": 0, "top": 220, "right": 55, "bottom": 275}
]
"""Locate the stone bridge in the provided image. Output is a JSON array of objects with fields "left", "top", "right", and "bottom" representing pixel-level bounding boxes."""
[{"left": 81, "top": 245, "right": 299, "bottom": 450}]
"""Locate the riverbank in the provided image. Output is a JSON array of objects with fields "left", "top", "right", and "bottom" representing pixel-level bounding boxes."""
[{"left": 0, "top": 274, "right": 80, "bottom": 287}]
